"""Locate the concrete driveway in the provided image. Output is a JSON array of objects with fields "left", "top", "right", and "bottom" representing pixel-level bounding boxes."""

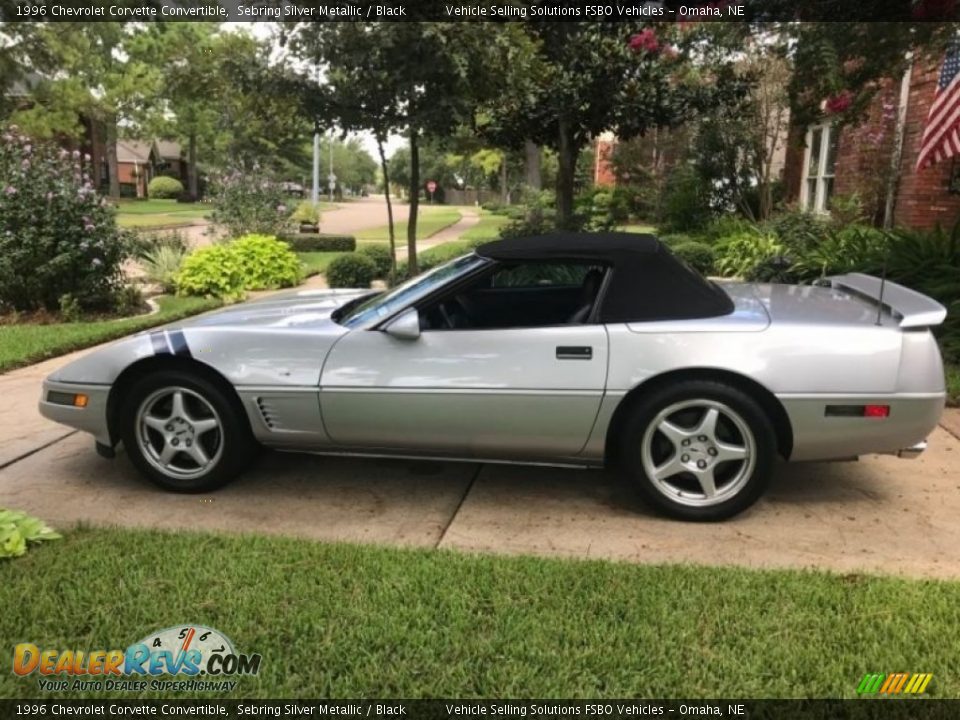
[{"left": 2, "top": 349, "right": 959, "bottom": 579}]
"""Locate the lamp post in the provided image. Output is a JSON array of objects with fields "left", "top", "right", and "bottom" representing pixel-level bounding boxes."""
[
  {"left": 328, "top": 133, "right": 336, "bottom": 203},
  {"left": 312, "top": 119, "right": 320, "bottom": 206}
]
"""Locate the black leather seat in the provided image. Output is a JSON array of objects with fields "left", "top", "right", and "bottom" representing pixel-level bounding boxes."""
[{"left": 568, "top": 268, "right": 605, "bottom": 324}]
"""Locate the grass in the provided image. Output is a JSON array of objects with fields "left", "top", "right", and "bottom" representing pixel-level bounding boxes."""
[
  {"left": 297, "top": 251, "right": 346, "bottom": 277},
  {"left": 948, "top": 363, "right": 960, "bottom": 407},
  {"left": 619, "top": 223, "right": 657, "bottom": 234},
  {"left": 355, "top": 206, "right": 461, "bottom": 244},
  {"left": 115, "top": 200, "right": 212, "bottom": 229},
  {"left": 460, "top": 211, "right": 510, "bottom": 243},
  {"left": 0, "top": 296, "right": 221, "bottom": 373},
  {"left": 2, "top": 526, "right": 960, "bottom": 699}
]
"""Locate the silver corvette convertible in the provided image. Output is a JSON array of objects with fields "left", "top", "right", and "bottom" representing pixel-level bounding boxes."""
[{"left": 39, "top": 233, "right": 947, "bottom": 520}]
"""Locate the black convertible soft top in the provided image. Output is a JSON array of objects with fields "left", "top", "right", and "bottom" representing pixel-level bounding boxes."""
[{"left": 476, "top": 232, "right": 734, "bottom": 323}]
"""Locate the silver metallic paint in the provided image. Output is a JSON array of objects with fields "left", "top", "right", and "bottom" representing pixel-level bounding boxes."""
[{"left": 38, "top": 268, "right": 947, "bottom": 468}]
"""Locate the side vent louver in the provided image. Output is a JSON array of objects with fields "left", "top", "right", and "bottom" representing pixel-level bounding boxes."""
[{"left": 255, "top": 397, "right": 277, "bottom": 429}]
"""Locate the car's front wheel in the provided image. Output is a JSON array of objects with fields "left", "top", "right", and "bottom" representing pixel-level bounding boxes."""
[
  {"left": 119, "top": 369, "right": 255, "bottom": 492},
  {"left": 620, "top": 380, "right": 776, "bottom": 521}
]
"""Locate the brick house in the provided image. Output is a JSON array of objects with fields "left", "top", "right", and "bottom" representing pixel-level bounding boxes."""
[
  {"left": 116, "top": 140, "right": 158, "bottom": 198},
  {"left": 783, "top": 54, "right": 960, "bottom": 230}
]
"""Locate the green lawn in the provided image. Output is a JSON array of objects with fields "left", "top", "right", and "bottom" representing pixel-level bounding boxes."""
[
  {"left": 619, "top": 223, "right": 657, "bottom": 234},
  {"left": 948, "top": 363, "right": 959, "bottom": 407},
  {"left": 355, "top": 207, "right": 461, "bottom": 244},
  {"left": 3, "top": 526, "right": 959, "bottom": 699},
  {"left": 298, "top": 251, "right": 346, "bottom": 277},
  {"left": 115, "top": 200, "right": 212, "bottom": 229},
  {"left": 0, "top": 296, "right": 220, "bottom": 373},
  {"left": 460, "top": 212, "right": 510, "bottom": 243}
]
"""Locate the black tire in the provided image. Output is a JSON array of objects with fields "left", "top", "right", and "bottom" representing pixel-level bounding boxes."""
[
  {"left": 619, "top": 380, "right": 776, "bottom": 521},
  {"left": 118, "top": 369, "right": 256, "bottom": 492}
]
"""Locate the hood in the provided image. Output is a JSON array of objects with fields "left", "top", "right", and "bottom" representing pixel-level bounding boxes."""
[{"left": 180, "top": 288, "right": 374, "bottom": 330}]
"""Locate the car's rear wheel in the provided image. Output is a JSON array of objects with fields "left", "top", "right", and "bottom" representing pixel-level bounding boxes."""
[
  {"left": 620, "top": 380, "right": 775, "bottom": 521},
  {"left": 119, "top": 370, "right": 255, "bottom": 492}
]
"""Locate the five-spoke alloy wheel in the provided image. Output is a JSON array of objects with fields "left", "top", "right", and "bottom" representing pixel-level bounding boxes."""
[
  {"left": 621, "top": 380, "right": 775, "bottom": 521},
  {"left": 120, "top": 369, "right": 256, "bottom": 492}
]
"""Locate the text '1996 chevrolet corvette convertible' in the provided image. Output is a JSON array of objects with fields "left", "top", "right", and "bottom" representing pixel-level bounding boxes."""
[{"left": 39, "top": 232, "right": 947, "bottom": 520}]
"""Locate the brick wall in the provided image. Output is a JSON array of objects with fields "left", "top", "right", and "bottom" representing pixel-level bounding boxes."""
[
  {"left": 893, "top": 56, "right": 960, "bottom": 230},
  {"left": 784, "top": 56, "right": 960, "bottom": 230}
]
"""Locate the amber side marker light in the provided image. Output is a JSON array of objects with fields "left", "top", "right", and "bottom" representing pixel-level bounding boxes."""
[
  {"left": 47, "top": 391, "right": 88, "bottom": 408},
  {"left": 825, "top": 404, "right": 890, "bottom": 418}
]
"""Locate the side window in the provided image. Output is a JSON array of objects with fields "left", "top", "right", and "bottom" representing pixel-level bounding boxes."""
[
  {"left": 490, "top": 263, "right": 591, "bottom": 288},
  {"left": 420, "top": 261, "right": 607, "bottom": 331}
]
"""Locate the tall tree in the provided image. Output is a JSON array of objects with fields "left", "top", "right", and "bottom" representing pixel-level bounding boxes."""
[
  {"left": 480, "top": 22, "right": 751, "bottom": 226},
  {"left": 286, "top": 21, "right": 514, "bottom": 274}
]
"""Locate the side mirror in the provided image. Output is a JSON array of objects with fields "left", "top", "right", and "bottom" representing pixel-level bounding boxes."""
[{"left": 383, "top": 308, "right": 420, "bottom": 340}]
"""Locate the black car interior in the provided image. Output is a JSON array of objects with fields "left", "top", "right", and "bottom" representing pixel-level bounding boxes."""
[{"left": 420, "top": 261, "right": 608, "bottom": 330}]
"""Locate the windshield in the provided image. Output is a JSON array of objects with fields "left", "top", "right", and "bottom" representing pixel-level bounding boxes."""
[{"left": 336, "top": 253, "right": 488, "bottom": 328}]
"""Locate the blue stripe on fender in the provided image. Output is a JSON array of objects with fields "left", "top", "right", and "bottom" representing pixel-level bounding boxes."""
[
  {"left": 150, "top": 331, "right": 171, "bottom": 355},
  {"left": 168, "top": 329, "right": 192, "bottom": 358}
]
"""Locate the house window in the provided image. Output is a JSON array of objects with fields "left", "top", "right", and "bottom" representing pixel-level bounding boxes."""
[{"left": 801, "top": 123, "right": 839, "bottom": 213}]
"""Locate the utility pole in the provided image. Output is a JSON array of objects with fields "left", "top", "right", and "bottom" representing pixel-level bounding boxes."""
[
  {"left": 328, "top": 132, "right": 335, "bottom": 203},
  {"left": 311, "top": 60, "right": 321, "bottom": 207}
]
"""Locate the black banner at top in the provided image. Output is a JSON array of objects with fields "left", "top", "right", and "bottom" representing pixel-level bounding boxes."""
[{"left": 2, "top": 0, "right": 960, "bottom": 23}]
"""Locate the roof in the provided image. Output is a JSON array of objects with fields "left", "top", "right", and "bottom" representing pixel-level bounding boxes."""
[
  {"left": 155, "top": 140, "right": 182, "bottom": 160},
  {"left": 477, "top": 231, "right": 733, "bottom": 323},
  {"left": 116, "top": 140, "right": 155, "bottom": 164},
  {"left": 478, "top": 231, "right": 661, "bottom": 260}
]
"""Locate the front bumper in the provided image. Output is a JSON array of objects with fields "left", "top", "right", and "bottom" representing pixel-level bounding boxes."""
[{"left": 38, "top": 380, "right": 112, "bottom": 446}]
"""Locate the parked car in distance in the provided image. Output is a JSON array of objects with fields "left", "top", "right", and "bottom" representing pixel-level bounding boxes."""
[{"left": 39, "top": 233, "right": 947, "bottom": 520}]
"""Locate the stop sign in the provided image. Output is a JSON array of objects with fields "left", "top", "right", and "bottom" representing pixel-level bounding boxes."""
[{"left": 426, "top": 180, "right": 437, "bottom": 193}]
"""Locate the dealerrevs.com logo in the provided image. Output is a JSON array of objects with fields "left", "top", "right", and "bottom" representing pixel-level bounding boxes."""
[{"left": 13, "top": 624, "right": 261, "bottom": 693}]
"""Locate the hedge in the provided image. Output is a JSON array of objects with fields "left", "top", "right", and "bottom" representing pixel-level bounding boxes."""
[{"left": 280, "top": 233, "right": 356, "bottom": 252}]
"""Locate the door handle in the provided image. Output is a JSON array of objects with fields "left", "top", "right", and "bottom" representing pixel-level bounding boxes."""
[{"left": 556, "top": 346, "right": 592, "bottom": 360}]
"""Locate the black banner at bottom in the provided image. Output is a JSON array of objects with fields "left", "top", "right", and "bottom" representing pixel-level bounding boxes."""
[{"left": 2, "top": 700, "right": 960, "bottom": 720}]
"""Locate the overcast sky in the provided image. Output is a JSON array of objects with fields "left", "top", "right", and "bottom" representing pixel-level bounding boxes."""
[{"left": 222, "top": 21, "right": 407, "bottom": 162}]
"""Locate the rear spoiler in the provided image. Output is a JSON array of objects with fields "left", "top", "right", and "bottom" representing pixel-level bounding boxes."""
[{"left": 830, "top": 273, "right": 947, "bottom": 329}]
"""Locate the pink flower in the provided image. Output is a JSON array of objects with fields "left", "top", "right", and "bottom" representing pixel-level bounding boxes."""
[
  {"left": 4, "top": 186, "right": 16, "bottom": 195},
  {"left": 276, "top": 204, "right": 287, "bottom": 213},
  {"left": 825, "top": 90, "right": 853, "bottom": 115},
  {"left": 59, "top": 148, "right": 68, "bottom": 159},
  {"left": 629, "top": 28, "right": 659, "bottom": 53},
  {"left": 46, "top": 192, "right": 54, "bottom": 201},
  {"left": 83, "top": 153, "right": 91, "bottom": 162},
  {"left": 71, "top": 150, "right": 80, "bottom": 159},
  {"left": 23, "top": 144, "right": 31, "bottom": 154},
  {"left": 21, "top": 159, "right": 30, "bottom": 170}
]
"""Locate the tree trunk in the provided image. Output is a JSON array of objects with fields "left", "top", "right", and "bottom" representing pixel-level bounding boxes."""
[
  {"left": 188, "top": 132, "right": 199, "bottom": 198},
  {"left": 407, "top": 129, "right": 420, "bottom": 276},
  {"left": 524, "top": 140, "right": 541, "bottom": 191},
  {"left": 500, "top": 155, "right": 509, "bottom": 205},
  {"left": 556, "top": 118, "right": 577, "bottom": 228},
  {"left": 376, "top": 134, "right": 397, "bottom": 277},
  {"left": 105, "top": 115, "right": 120, "bottom": 199}
]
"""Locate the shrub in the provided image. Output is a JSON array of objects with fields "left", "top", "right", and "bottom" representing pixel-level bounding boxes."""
[
  {"left": 326, "top": 253, "right": 377, "bottom": 289},
  {"left": 128, "top": 229, "right": 190, "bottom": 260},
  {"left": 230, "top": 234, "right": 303, "bottom": 290},
  {"left": 147, "top": 176, "right": 184, "bottom": 199},
  {"left": 358, "top": 244, "right": 394, "bottom": 278},
  {"left": 281, "top": 233, "right": 356, "bottom": 252},
  {"left": 0, "top": 127, "right": 127, "bottom": 312},
  {"left": 658, "top": 233, "right": 702, "bottom": 248},
  {"left": 672, "top": 241, "right": 716, "bottom": 275},
  {"left": 141, "top": 244, "right": 187, "bottom": 294},
  {"left": 657, "top": 165, "right": 713, "bottom": 233},
  {"left": 176, "top": 244, "right": 246, "bottom": 301},
  {"left": 0, "top": 508, "right": 61, "bottom": 559},
  {"left": 769, "top": 208, "right": 830, "bottom": 254},
  {"left": 290, "top": 200, "right": 321, "bottom": 226},
  {"left": 209, "top": 165, "right": 293, "bottom": 238},
  {"left": 714, "top": 231, "right": 786, "bottom": 279}
]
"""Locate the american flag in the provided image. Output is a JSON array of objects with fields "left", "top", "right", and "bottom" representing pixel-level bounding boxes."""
[{"left": 916, "top": 40, "right": 960, "bottom": 171}]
